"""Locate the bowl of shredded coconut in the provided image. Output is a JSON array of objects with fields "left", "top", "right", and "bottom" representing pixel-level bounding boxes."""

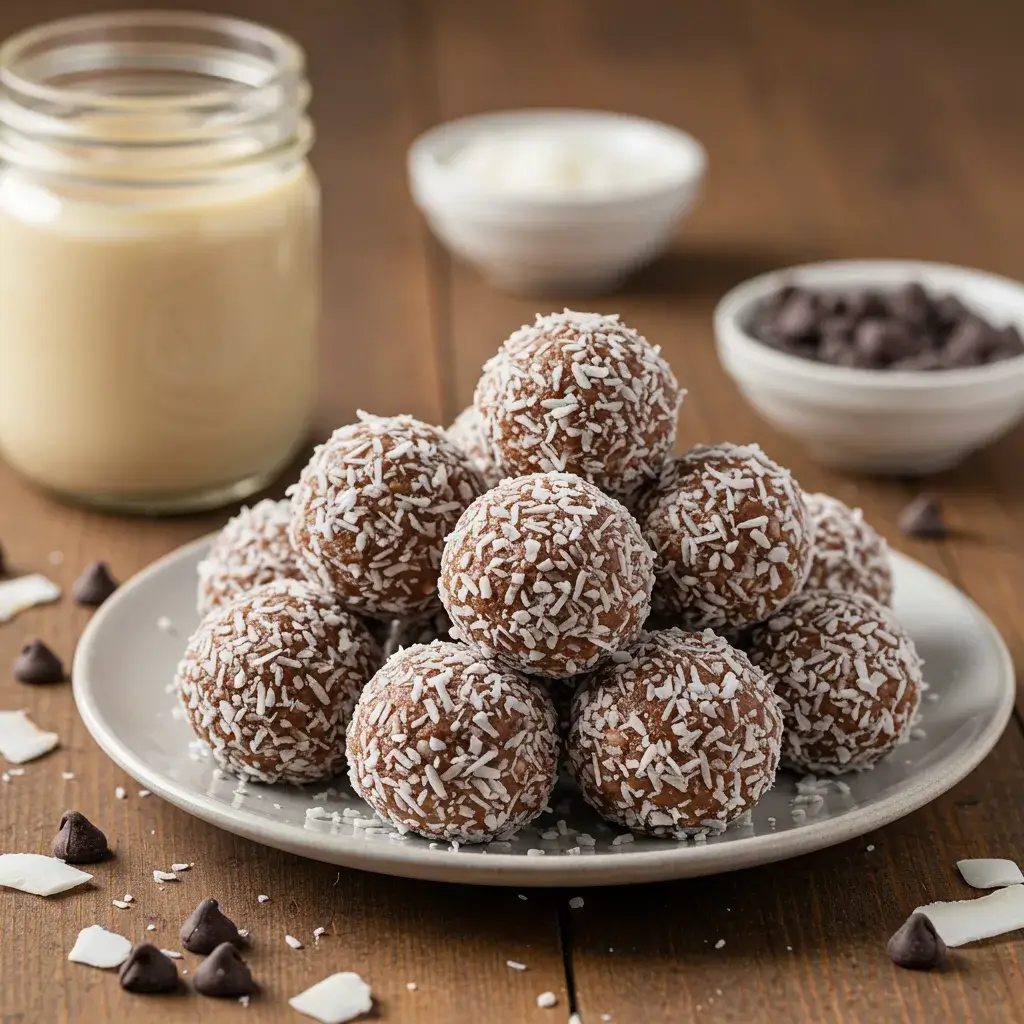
[{"left": 409, "top": 108, "right": 706, "bottom": 294}]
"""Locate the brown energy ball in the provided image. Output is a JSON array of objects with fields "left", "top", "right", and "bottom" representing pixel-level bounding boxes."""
[
  {"left": 196, "top": 499, "right": 305, "bottom": 616},
  {"left": 447, "top": 406, "right": 502, "bottom": 489},
  {"left": 176, "top": 579, "right": 380, "bottom": 783},
  {"left": 748, "top": 589, "right": 922, "bottom": 774},
  {"left": 438, "top": 472, "right": 655, "bottom": 679},
  {"left": 346, "top": 641, "right": 559, "bottom": 843},
  {"left": 805, "top": 493, "right": 893, "bottom": 606},
  {"left": 474, "top": 310, "right": 682, "bottom": 497},
  {"left": 568, "top": 628, "right": 782, "bottom": 837},
  {"left": 642, "top": 443, "right": 813, "bottom": 630},
  {"left": 289, "top": 412, "right": 484, "bottom": 619}
]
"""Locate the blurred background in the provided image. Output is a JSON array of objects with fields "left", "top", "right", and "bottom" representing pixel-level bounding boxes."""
[{"left": 5, "top": 0, "right": 1021, "bottom": 437}]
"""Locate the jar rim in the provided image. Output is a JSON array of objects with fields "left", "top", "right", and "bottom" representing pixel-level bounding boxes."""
[
  {"left": 0, "top": 10, "right": 312, "bottom": 186},
  {"left": 0, "top": 10, "right": 305, "bottom": 113}
]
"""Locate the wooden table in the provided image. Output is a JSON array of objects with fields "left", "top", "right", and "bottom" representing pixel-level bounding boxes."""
[{"left": 2, "top": 1, "right": 1023, "bottom": 1021}]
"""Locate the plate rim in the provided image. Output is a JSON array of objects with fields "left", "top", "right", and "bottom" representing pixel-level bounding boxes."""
[{"left": 72, "top": 537, "right": 1017, "bottom": 887}]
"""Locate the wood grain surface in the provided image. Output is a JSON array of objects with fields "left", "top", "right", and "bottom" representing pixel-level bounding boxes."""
[{"left": 2, "top": 1, "right": 1023, "bottom": 1022}]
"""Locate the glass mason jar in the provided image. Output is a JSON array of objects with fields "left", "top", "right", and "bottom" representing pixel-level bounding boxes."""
[{"left": 0, "top": 12, "right": 319, "bottom": 514}]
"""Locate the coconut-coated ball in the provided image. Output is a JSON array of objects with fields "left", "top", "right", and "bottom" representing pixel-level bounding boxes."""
[
  {"left": 642, "top": 443, "right": 813, "bottom": 630},
  {"left": 439, "top": 472, "right": 655, "bottom": 679},
  {"left": 474, "top": 310, "right": 682, "bottom": 496},
  {"left": 568, "top": 628, "right": 782, "bottom": 837},
  {"left": 805, "top": 493, "right": 893, "bottom": 605},
  {"left": 345, "top": 641, "right": 559, "bottom": 843},
  {"left": 447, "top": 406, "right": 502, "bottom": 489},
  {"left": 196, "top": 499, "right": 305, "bottom": 616},
  {"left": 176, "top": 579, "right": 381, "bottom": 783},
  {"left": 289, "top": 412, "right": 484, "bottom": 619},
  {"left": 748, "top": 589, "right": 922, "bottom": 774}
]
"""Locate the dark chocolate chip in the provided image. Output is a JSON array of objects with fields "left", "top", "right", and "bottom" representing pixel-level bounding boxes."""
[
  {"left": 820, "top": 292, "right": 850, "bottom": 317},
  {"left": 763, "top": 283, "right": 797, "bottom": 312},
  {"left": 854, "top": 290, "right": 889, "bottom": 320},
  {"left": 854, "top": 320, "right": 893, "bottom": 364},
  {"left": 996, "top": 324, "right": 1024, "bottom": 355},
  {"left": 934, "top": 293, "right": 973, "bottom": 327},
  {"left": 990, "top": 344, "right": 1022, "bottom": 363},
  {"left": 857, "top": 319, "right": 917, "bottom": 364},
  {"left": 13, "top": 640, "right": 64, "bottom": 684},
  {"left": 818, "top": 332, "right": 866, "bottom": 368},
  {"left": 192, "top": 942, "right": 256, "bottom": 998},
  {"left": 892, "top": 351, "right": 943, "bottom": 372},
  {"left": 898, "top": 495, "right": 948, "bottom": 539},
  {"left": 818, "top": 313, "right": 857, "bottom": 339},
  {"left": 886, "top": 282, "right": 930, "bottom": 327},
  {"left": 180, "top": 898, "right": 243, "bottom": 954},
  {"left": 52, "top": 810, "right": 110, "bottom": 863},
  {"left": 73, "top": 561, "right": 119, "bottom": 607},
  {"left": 942, "top": 318, "right": 993, "bottom": 367},
  {"left": 774, "top": 291, "right": 819, "bottom": 339},
  {"left": 888, "top": 913, "right": 947, "bottom": 970},
  {"left": 119, "top": 944, "right": 180, "bottom": 994}
]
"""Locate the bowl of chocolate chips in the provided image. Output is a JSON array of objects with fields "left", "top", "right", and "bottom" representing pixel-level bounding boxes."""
[{"left": 715, "top": 260, "right": 1024, "bottom": 474}]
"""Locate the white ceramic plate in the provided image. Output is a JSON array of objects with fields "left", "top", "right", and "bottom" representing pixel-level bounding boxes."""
[{"left": 73, "top": 538, "right": 1015, "bottom": 887}]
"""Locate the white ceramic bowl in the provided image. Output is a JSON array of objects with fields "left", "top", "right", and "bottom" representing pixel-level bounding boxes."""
[
  {"left": 715, "top": 260, "right": 1024, "bottom": 474},
  {"left": 408, "top": 109, "right": 706, "bottom": 294}
]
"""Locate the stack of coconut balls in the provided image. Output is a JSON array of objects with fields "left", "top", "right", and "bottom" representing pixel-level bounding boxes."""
[{"left": 177, "top": 309, "right": 923, "bottom": 844}]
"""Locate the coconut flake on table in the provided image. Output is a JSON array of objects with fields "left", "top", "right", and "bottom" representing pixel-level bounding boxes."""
[
  {"left": 916, "top": 884, "right": 1024, "bottom": 946},
  {"left": 0, "top": 574, "right": 61, "bottom": 623},
  {"left": 68, "top": 925, "right": 132, "bottom": 969},
  {"left": 0, "top": 853, "right": 92, "bottom": 896},
  {"left": 0, "top": 710, "right": 59, "bottom": 764},
  {"left": 957, "top": 859, "right": 1024, "bottom": 889},
  {"left": 289, "top": 971, "right": 373, "bottom": 1023},
  {"left": 285, "top": 934, "right": 304, "bottom": 949},
  {"left": 153, "top": 869, "right": 177, "bottom": 883}
]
